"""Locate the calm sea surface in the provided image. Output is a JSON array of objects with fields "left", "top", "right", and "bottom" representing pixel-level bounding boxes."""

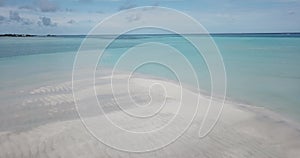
[{"left": 0, "top": 34, "right": 300, "bottom": 120}]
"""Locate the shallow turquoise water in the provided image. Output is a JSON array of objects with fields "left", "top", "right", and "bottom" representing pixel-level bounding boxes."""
[{"left": 0, "top": 35, "right": 300, "bottom": 120}]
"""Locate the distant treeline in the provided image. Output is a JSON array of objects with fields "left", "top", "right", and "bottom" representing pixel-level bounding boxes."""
[
  {"left": 0, "top": 34, "right": 36, "bottom": 37},
  {"left": 0, "top": 34, "right": 57, "bottom": 37}
]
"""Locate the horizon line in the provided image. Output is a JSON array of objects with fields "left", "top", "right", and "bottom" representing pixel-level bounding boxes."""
[{"left": 1, "top": 32, "right": 300, "bottom": 36}]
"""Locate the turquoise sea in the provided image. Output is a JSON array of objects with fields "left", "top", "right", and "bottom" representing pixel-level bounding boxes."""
[{"left": 0, "top": 34, "right": 300, "bottom": 121}]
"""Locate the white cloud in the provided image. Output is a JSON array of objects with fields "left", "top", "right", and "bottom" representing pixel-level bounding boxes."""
[
  {"left": 38, "top": 16, "right": 57, "bottom": 27},
  {"left": 119, "top": 3, "right": 137, "bottom": 11},
  {"left": 67, "top": 19, "right": 76, "bottom": 24},
  {"left": 37, "top": 0, "right": 59, "bottom": 12},
  {"left": 0, "top": 15, "right": 5, "bottom": 23},
  {"left": 8, "top": 10, "right": 34, "bottom": 25},
  {"left": 19, "top": 5, "right": 38, "bottom": 11},
  {"left": 9, "top": 11, "right": 22, "bottom": 22}
]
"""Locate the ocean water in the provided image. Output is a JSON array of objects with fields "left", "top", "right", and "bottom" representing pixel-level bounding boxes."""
[{"left": 0, "top": 34, "right": 300, "bottom": 121}]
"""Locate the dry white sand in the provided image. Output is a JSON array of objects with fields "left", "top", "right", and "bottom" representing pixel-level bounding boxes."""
[{"left": 1, "top": 73, "right": 300, "bottom": 158}]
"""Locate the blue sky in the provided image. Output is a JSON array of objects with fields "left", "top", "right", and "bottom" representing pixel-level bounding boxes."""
[{"left": 0, "top": 0, "right": 299, "bottom": 34}]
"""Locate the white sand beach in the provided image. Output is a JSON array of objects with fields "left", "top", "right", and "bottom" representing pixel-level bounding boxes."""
[{"left": 0, "top": 72, "right": 300, "bottom": 158}]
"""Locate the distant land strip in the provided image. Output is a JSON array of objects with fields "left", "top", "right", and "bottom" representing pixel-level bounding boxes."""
[{"left": 1, "top": 33, "right": 300, "bottom": 38}]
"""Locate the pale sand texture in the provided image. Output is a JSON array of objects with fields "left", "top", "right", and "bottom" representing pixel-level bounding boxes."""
[{"left": 0, "top": 74, "right": 300, "bottom": 158}]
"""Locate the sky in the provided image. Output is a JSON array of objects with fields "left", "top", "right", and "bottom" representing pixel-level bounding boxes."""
[{"left": 0, "top": 0, "right": 299, "bottom": 34}]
